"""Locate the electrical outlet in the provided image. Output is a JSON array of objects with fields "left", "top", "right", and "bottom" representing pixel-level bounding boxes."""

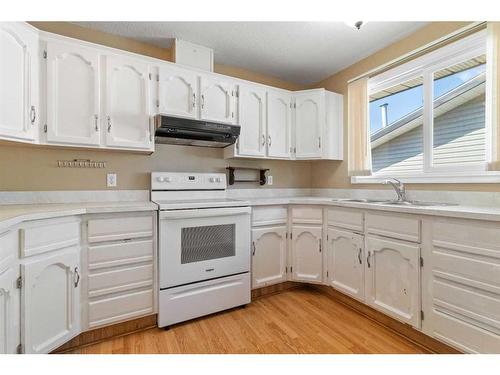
[
  {"left": 107, "top": 173, "right": 117, "bottom": 187},
  {"left": 267, "top": 175, "right": 273, "bottom": 185}
]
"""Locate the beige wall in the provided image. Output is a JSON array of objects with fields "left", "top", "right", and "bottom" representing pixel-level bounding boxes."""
[
  {"left": 0, "top": 143, "right": 311, "bottom": 191},
  {"left": 309, "top": 22, "right": 500, "bottom": 192},
  {"left": 0, "top": 22, "right": 309, "bottom": 192}
]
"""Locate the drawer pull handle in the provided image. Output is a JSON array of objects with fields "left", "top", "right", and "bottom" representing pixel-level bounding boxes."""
[
  {"left": 252, "top": 241, "right": 256, "bottom": 256},
  {"left": 74, "top": 267, "right": 80, "bottom": 288},
  {"left": 358, "top": 248, "right": 362, "bottom": 264},
  {"left": 367, "top": 251, "right": 371, "bottom": 268},
  {"left": 30, "top": 106, "right": 36, "bottom": 125}
]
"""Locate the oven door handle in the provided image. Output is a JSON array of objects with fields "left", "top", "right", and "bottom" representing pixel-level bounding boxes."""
[{"left": 159, "top": 206, "right": 251, "bottom": 220}]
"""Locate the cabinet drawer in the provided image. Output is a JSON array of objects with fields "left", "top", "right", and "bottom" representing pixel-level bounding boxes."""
[
  {"left": 88, "top": 288, "right": 154, "bottom": 329},
  {"left": 20, "top": 217, "right": 80, "bottom": 257},
  {"left": 89, "top": 264, "right": 153, "bottom": 298},
  {"left": 0, "top": 230, "right": 18, "bottom": 274},
  {"left": 366, "top": 212, "right": 420, "bottom": 242},
  {"left": 291, "top": 206, "right": 323, "bottom": 224},
  {"left": 252, "top": 206, "right": 288, "bottom": 226},
  {"left": 87, "top": 215, "right": 153, "bottom": 243},
  {"left": 88, "top": 239, "right": 153, "bottom": 270},
  {"left": 327, "top": 207, "right": 363, "bottom": 232}
]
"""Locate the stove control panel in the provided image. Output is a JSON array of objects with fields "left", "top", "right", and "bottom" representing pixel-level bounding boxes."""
[{"left": 151, "top": 172, "right": 227, "bottom": 190}]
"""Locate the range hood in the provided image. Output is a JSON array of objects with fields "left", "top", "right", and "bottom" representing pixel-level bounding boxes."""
[{"left": 154, "top": 115, "right": 240, "bottom": 148}]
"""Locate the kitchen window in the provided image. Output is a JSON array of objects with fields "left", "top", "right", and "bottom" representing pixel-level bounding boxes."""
[{"left": 352, "top": 29, "right": 498, "bottom": 183}]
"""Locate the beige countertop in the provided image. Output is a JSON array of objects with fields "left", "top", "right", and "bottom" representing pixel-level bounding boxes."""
[
  {"left": 0, "top": 201, "right": 158, "bottom": 232},
  {"left": 247, "top": 196, "right": 500, "bottom": 222}
]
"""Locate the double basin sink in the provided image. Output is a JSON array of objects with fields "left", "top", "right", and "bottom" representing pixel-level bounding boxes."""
[{"left": 332, "top": 198, "right": 458, "bottom": 207}]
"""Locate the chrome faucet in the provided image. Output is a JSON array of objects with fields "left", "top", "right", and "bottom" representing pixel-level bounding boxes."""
[{"left": 383, "top": 178, "right": 407, "bottom": 202}]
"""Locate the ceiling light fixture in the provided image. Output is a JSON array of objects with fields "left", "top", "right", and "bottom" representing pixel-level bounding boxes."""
[{"left": 345, "top": 21, "right": 364, "bottom": 30}]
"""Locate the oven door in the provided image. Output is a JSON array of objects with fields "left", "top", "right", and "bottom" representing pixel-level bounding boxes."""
[{"left": 159, "top": 206, "right": 251, "bottom": 289}]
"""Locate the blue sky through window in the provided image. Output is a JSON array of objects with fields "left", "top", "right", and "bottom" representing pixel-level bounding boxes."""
[{"left": 369, "top": 63, "right": 486, "bottom": 134}]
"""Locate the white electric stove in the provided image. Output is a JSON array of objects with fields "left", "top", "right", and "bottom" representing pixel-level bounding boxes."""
[{"left": 151, "top": 172, "right": 251, "bottom": 328}]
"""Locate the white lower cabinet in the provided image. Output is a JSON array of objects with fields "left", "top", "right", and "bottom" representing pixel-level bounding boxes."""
[
  {"left": 0, "top": 267, "right": 20, "bottom": 354},
  {"left": 422, "top": 217, "right": 500, "bottom": 353},
  {"left": 291, "top": 225, "right": 323, "bottom": 283},
  {"left": 84, "top": 213, "right": 156, "bottom": 330},
  {"left": 326, "top": 228, "right": 364, "bottom": 301},
  {"left": 21, "top": 246, "right": 81, "bottom": 354},
  {"left": 251, "top": 226, "right": 287, "bottom": 289},
  {"left": 365, "top": 235, "right": 421, "bottom": 328}
]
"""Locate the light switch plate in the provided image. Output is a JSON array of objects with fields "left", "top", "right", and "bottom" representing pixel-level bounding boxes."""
[
  {"left": 107, "top": 173, "right": 117, "bottom": 187},
  {"left": 267, "top": 175, "right": 273, "bottom": 185}
]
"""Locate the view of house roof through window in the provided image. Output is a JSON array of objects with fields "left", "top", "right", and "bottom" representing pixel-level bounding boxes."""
[{"left": 369, "top": 53, "right": 486, "bottom": 175}]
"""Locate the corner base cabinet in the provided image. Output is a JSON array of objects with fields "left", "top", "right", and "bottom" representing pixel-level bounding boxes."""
[{"left": 21, "top": 246, "right": 81, "bottom": 354}]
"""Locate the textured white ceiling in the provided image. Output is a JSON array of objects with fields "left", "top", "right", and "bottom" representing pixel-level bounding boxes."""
[{"left": 73, "top": 21, "right": 427, "bottom": 85}]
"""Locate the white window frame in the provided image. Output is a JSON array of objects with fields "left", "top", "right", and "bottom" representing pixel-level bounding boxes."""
[{"left": 352, "top": 29, "right": 500, "bottom": 184}]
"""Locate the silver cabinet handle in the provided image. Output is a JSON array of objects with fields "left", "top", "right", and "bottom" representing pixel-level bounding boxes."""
[
  {"left": 318, "top": 137, "right": 321, "bottom": 149},
  {"left": 94, "top": 114, "right": 99, "bottom": 131},
  {"left": 74, "top": 267, "right": 80, "bottom": 288},
  {"left": 358, "top": 247, "right": 362, "bottom": 265},
  {"left": 192, "top": 93, "right": 196, "bottom": 109},
  {"left": 367, "top": 251, "right": 371, "bottom": 268},
  {"left": 107, "top": 116, "right": 111, "bottom": 132},
  {"left": 252, "top": 241, "right": 256, "bottom": 256},
  {"left": 201, "top": 94, "right": 205, "bottom": 109},
  {"left": 261, "top": 134, "right": 266, "bottom": 146},
  {"left": 30, "top": 106, "right": 36, "bottom": 125},
  {"left": 319, "top": 240, "right": 322, "bottom": 253},
  {"left": 268, "top": 135, "right": 272, "bottom": 147}
]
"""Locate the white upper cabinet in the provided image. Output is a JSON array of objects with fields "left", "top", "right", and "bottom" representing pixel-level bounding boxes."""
[
  {"left": 251, "top": 226, "right": 287, "bottom": 289},
  {"left": 291, "top": 225, "right": 323, "bottom": 283},
  {"left": 22, "top": 247, "right": 81, "bottom": 354},
  {"left": 0, "top": 22, "right": 38, "bottom": 142},
  {"left": 199, "top": 75, "right": 237, "bottom": 124},
  {"left": 365, "top": 235, "right": 420, "bottom": 328},
  {"left": 104, "top": 55, "right": 152, "bottom": 151},
  {"left": 327, "top": 228, "right": 364, "bottom": 301},
  {"left": 293, "top": 89, "right": 324, "bottom": 159},
  {"left": 237, "top": 83, "right": 266, "bottom": 157},
  {"left": 267, "top": 89, "right": 292, "bottom": 159},
  {"left": 158, "top": 64, "right": 198, "bottom": 119},
  {"left": 46, "top": 38, "right": 101, "bottom": 146}
]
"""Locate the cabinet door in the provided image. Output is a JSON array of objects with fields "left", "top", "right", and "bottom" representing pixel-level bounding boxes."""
[
  {"left": 22, "top": 247, "right": 80, "bottom": 354},
  {"left": 0, "top": 267, "right": 20, "bottom": 354},
  {"left": 267, "top": 90, "right": 292, "bottom": 158},
  {"left": 158, "top": 64, "right": 198, "bottom": 119},
  {"left": 291, "top": 225, "right": 322, "bottom": 283},
  {"left": 294, "top": 90, "right": 324, "bottom": 159},
  {"left": 0, "top": 22, "right": 37, "bottom": 142},
  {"left": 199, "top": 75, "right": 237, "bottom": 124},
  {"left": 237, "top": 84, "right": 266, "bottom": 157},
  {"left": 46, "top": 39, "right": 101, "bottom": 146},
  {"left": 104, "top": 55, "right": 152, "bottom": 150},
  {"left": 327, "top": 228, "right": 364, "bottom": 301},
  {"left": 365, "top": 235, "right": 420, "bottom": 328},
  {"left": 251, "top": 226, "right": 287, "bottom": 289}
]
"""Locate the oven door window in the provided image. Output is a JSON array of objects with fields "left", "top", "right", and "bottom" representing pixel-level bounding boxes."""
[{"left": 181, "top": 224, "right": 236, "bottom": 264}]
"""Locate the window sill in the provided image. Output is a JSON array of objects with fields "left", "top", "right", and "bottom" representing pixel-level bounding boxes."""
[{"left": 351, "top": 171, "right": 500, "bottom": 184}]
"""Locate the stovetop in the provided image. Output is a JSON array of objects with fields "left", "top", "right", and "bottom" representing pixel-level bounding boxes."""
[{"left": 154, "top": 197, "right": 250, "bottom": 210}]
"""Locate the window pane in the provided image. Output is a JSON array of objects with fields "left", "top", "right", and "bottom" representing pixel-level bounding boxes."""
[
  {"left": 432, "top": 55, "right": 486, "bottom": 168},
  {"left": 370, "top": 77, "right": 424, "bottom": 174}
]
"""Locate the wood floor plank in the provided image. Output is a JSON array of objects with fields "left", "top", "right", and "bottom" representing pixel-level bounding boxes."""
[{"left": 67, "top": 287, "right": 429, "bottom": 354}]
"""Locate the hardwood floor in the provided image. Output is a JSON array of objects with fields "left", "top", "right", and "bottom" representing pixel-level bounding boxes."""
[{"left": 67, "top": 287, "right": 429, "bottom": 354}]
